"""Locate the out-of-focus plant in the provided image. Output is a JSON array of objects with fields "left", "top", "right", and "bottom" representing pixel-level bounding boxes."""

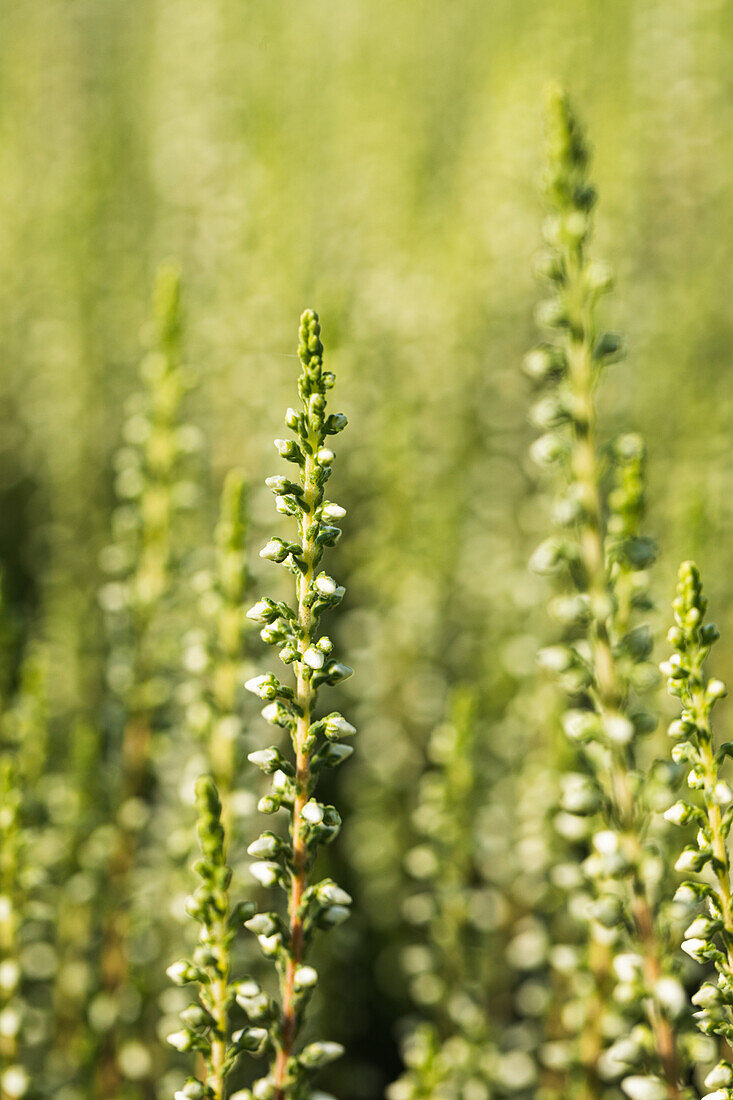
[
  {"left": 95, "top": 263, "right": 201, "bottom": 1095},
  {"left": 166, "top": 775, "right": 261, "bottom": 1100},
  {"left": 527, "top": 88, "right": 688, "bottom": 1100},
  {"left": 182, "top": 468, "right": 252, "bottom": 817},
  {"left": 663, "top": 561, "right": 733, "bottom": 1100},
  {"left": 0, "top": 647, "right": 49, "bottom": 1100},
  {"left": 387, "top": 689, "right": 531, "bottom": 1100}
]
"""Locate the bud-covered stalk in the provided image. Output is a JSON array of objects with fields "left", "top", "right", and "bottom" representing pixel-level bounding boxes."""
[
  {"left": 527, "top": 88, "right": 682, "bottom": 1100},
  {"left": 0, "top": 754, "right": 25, "bottom": 1100},
  {"left": 241, "top": 310, "right": 352, "bottom": 1100},
  {"left": 0, "top": 651, "right": 48, "bottom": 1100},
  {"left": 97, "top": 263, "right": 199, "bottom": 1095},
  {"left": 663, "top": 562, "right": 733, "bottom": 1099},
  {"left": 388, "top": 690, "right": 503, "bottom": 1099},
  {"left": 166, "top": 776, "right": 260, "bottom": 1100}
]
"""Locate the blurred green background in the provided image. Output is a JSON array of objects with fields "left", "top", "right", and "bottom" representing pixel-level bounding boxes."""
[{"left": 2, "top": 1, "right": 733, "bottom": 1097}]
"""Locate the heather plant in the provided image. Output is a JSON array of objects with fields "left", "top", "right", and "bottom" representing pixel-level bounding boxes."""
[
  {"left": 96, "top": 263, "right": 201, "bottom": 1094},
  {"left": 388, "top": 690, "right": 518, "bottom": 1100},
  {"left": 0, "top": 649, "right": 49, "bottom": 1100},
  {"left": 169, "top": 309, "right": 353, "bottom": 1100},
  {"left": 527, "top": 88, "right": 689, "bottom": 1100},
  {"left": 0, "top": 721, "right": 28, "bottom": 1100},
  {"left": 166, "top": 775, "right": 260, "bottom": 1100},
  {"left": 663, "top": 562, "right": 733, "bottom": 1099},
  {"left": 182, "top": 468, "right": 252, "bottom": 815}
]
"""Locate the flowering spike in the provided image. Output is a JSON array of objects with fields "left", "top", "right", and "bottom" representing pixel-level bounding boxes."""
[
  {"left": 241, "top": 311, "right": 353, "bottom": 1100},
  {"left": 526, "top": 89, "right": 684, "bottom": 1096},
  {"left": 665, "top": 564, "right": 733, "bottom": 1066}
]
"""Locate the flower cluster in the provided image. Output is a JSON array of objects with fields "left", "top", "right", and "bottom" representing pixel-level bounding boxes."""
[
  {"left": 167, "top": 775, "right": 262, "bottom": 1100},
  {"left": 527, "top": 88, "right": 685, "bottom": 1100},
  {"left": 238, "top": 309, "right": 353, "bottom": 1100},
  {"left": 663, "top": 561, "right": 733, "bottom": 1100}
]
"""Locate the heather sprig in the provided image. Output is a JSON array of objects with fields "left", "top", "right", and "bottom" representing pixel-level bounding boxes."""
[
  {"left": 239, "top": 309, "right": 352, "bottom": 1100},
  {"left": 389, "top": 691, "right": 505, "bottom": 1100},
  {"left": 527, "top": 88, "right": 684, "bottom": 1100},
  {"left": 0, "top": 651, "right": 48, "bottom": 1100},
  {"left": 0, "top": 752, "right": 27, "bottom": 1100},
  {"left": 96, "top": 263, "right": 200, "bottom": 1094},
  {"left": 166, "top": 776, "right": 261, "bottom": 1100},
  {"left": 663, "top": 562, "right": 733, "bottom": 1099}
]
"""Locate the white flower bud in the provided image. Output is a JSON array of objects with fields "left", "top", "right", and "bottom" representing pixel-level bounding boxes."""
[
  {"left": 248, "top": 748, "right": 280, "bottom": 772},
  {"left": 663, "top": 801, "right": 691, "bottom": 826},
  {"left": 262, "top": 702, "right": 290, "bottom": 727},
  {"left": 685, "top": 916, "right": 719, "bottom": 939},
  {"left": 303, "top": 647, "right": 325, "bottom": 670},
  {"left": 253, "top": 1077, "right": 276, "bottom": 1100},
  {"left": 249, "top": 862, "right": 281, "bottom": 887},
  {"left": 613, "top": 953, "right": 642, "bottom": 983},
  {"left": 235, "top": 979, "right": 262, "bottom": 999},
  {"left": 693, "top": 983, "right": 722, "bottom": 1009},
  {"left": 301, "top": 801, "right": 324, "bottom": 825},
  {"left": 245, "top": 675, "right": 275, "bottom": 699},
  {"left": 603, "top": 714, "right": 634, "bottom": 745},
  {"left": 260, "top": 540, "right": 287, "bottom": 561},
  {"left": 621, "top": 1076, "right": 669, "bottom": 1100},
  {"left": 244, "top": 913, "right": 278, "bottom": 936},
  {"left": 325, "top": 714, "right": 356, "bottom": 738},
  {"left": 299, "top": 1041, "right": 345, "bottom": 1068},
  {"left": 0, "top": 1007, "right": 21, "bottom": 1039},
  {"left": 319, "top": 882, "right": 352, "bottom": 906},
  {"left": 166, "top": 960, "right": 192, "bottom": 986},
  {"left": 322, "top": 503, "right": 346, "bottom": 520},
  {"left": 166, "top": 1030, "right": 192, "bottom": 1051},
  {"left": 708, "top": 679, "right": 727, "bottom": 700},
  {"left": 675, "top": 848, "right": 704, "bottom": 873},
  {"left": 320, "top": 905, "right": 350, "bottom": 926},
  {"left": 655, "top": 976, "right": 686, "bottom": 1018},
  {"left": 0, "top": 960, "right": 20, "bottom": 994},
  {"left": 681, "top": 938, "right": 708, "bottom": 962},
  {"left": 315, "top": 575, "right": 337, "bottom": 596},
  {"left": 247, "top": 600, "right": 274, "bottom": 622},
  {"left": 715, "top": 782, "right": 733, "bottom": 805},
  {"left": 705, "top": 1064, "right": 733, "bottom": 1090},
  {"left": 316, "top": 448, "right": 334, "bottom": 464},
  {"left": 593, "top": 829, "right": 620, "bottom": 855},
  {"left": 257, "top": 933, "right": 282, "bottom": 956},
  {"left": 1, "top": 1067, "right": 29, "bottom": 1098},
  {"left": 247, "top": 835, "right": 280, "bottom": 858},
  {"left": 294, "top": 965, "right": 318, "bottom": 989}
]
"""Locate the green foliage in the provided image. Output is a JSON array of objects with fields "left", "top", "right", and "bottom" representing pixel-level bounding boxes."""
[{"left": 3, "top": 14, "right": 733, "bottom": 1093}]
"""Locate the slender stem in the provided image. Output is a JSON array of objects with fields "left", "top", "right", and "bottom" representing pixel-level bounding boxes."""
[
  {"left": 274, "top": 446, "right": 317, "bottom": 1100},
  {"left": 208, "top": 912, "right": 230, "bottom": 1100}
]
